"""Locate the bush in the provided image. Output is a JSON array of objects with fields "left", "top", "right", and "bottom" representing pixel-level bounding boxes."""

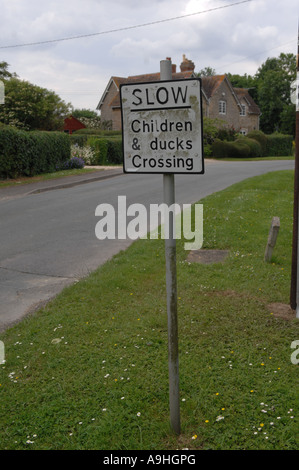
[
  {"left": 235, "top": 136, "right": 262, "bottom": 158},
  {"left": 0, "top": 126, "right": 70, "bottom": 178},
  {"left": 69, "top": 134, "right": 88, "bottom": 147},
  {"left": 230, "top": 141, "right": 251, "bottom": 158},
  {"left": 85, "top": 136, "right": 123, "bottom": 165},
  {"left": 247, "top": 130, "right": 268, "bottom": 156},
  {"left": 57, "top": 156, "right": 85, "bottom": 170},
  {"left": 87, "top": 137, "right": 109, "bottom": 165},
  {"left": 247, "top": 130, "right": 293, "bottom": 157},
  {"left": 75, "top": 129, "right": 120, "bottom": 136},
  {"left": 70, "top": 144, "right": 96, "bottom": 166},
  {"left": 106, "top": 139, "right": 123, "bottom": 164},
  {"left": 211, "top": 138, "right": 251, "bottom": 158},
  {"left": 211, "top": 139, "right": 230, "bottom": 158},
  {"left": 265, "top": 133, "right": 293, "bottom": 156}
]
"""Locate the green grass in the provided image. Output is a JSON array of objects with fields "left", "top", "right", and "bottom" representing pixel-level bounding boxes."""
[
  {"left": 211, "top": 156, "right": 294, "bottom": 162},
  {"left": 0, "top": 170, "right": 298, "bottom": 450},
  {"left": 0, "top": 167, "right": 103, "bottom": 188}
]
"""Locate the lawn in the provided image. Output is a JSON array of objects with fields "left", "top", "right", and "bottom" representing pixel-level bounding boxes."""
[
  {"left": 0, "top": 170, "right": 298, "bottom": 450},
  {"left": 0, "top": 167, "right": 103, "bottom": 188}
]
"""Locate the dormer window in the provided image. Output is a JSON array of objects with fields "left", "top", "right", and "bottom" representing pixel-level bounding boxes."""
[
  {"left": 240, "top": 104, "right": 246, "bottom": 116},
  {"left": 219, "top": 100, "right": 226, "bottom": 115}
]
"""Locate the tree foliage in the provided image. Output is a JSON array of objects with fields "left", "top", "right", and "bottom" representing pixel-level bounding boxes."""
[
  {"left": 0, "top": 61, "right": 17, "bottom": 80},
  {"left": 256, "top": 53, "right": 296, "bottom": 134},
  {"left": 0, "top": 64, "right": 71, "bottom": 131},
  {"left": 203, "top": 53, "right": 296, "bottom": 135}
]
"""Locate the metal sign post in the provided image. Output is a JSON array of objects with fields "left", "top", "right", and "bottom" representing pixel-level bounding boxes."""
[
  {"left": 120, "top": 58, "right": 204, "bottom": 434},
  {"left": 160, "top": 59, "right": 180, "bottom": 435}
]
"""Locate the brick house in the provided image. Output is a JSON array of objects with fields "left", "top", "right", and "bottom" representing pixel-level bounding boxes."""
[
  {"left": 201, "top": 75, "right": 260, "bottom": 134},
  {"left": 97, "top": 56, "right": 260, "bottom": 134}
]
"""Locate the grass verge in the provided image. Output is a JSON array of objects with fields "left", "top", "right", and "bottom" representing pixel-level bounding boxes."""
[
  {"left": 0, "top": 167, "right": 103, "bottom": 188},
  {"left": 211, "top": 156, "right": 294, "bottom": 162},
  {"left": 0, "top": 170, "right": 298, "bottom": 450}
]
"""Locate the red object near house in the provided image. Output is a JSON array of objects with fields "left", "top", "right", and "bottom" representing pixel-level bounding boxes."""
[{"left": 63, "top": 116, "right": 86, "bottom": 135}]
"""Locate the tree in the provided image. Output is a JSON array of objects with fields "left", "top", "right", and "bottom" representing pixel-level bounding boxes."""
[
  {"left": 196, "top": 67, "right": 216, "bottom": 77},
  {"left": 226, "top": 73, "right": 258, "bottom": 103},
  {"left": 0, "top": 61, "right": 17, "bottom": 80},
  {"left": 72, "top": 108, "right": 99, "bottom": 119},
  {"left": 255, "top": 53, "right": 296, "bottom": 134},
  {"left": 0, "top": 77, "right": 72, "bottom": 130}
]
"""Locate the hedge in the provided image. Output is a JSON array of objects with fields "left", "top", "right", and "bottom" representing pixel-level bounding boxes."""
[
  {"left": 246, "top": 130, "right": 268, "bottom": 157},
  {"left": 212, "top": 139, "right": 251, "bottom": 158},
  {"left": 0, "top": 126, "right": 70, "bottom": 178},
  {"left": 78, "top": 136, "right": 123, "bottom": 165},
  {"left": 265, "top": 133, "right": 293, "bottom": 156},
  {"left": 212, "top": 131, "right": 294, "bottom": 158},
  {"left": 87, "top": 137, "right": 109, "bottom": 165}
]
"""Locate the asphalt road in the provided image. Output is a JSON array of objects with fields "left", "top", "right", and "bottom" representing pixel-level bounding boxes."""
[{"left": 0, "top": 159, "right": 294, "bottom": 331}]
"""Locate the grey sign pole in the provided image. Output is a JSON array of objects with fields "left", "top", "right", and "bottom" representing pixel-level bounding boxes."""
[
  {"left": 296, "top": 28, "right": 299, "bottom": 319},
  {"left": 160, "top": 59, "right": 181, "bottom": 435}
]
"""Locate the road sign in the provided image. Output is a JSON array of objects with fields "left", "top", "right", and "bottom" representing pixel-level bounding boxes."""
[{"left": 120, "top": 78, "right": 204, "bottom": 174}]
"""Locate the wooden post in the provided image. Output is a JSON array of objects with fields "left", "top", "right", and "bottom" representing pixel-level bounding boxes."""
[
  {"left": 290, "top": 27, "right": 299, "bottom": 310},
  {"left": 264, "top": 217, "right": 280, "bottom": 262}
]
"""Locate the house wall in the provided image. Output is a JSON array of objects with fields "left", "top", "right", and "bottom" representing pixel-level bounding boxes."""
[
  {"left": 205, "top": 81, "right": 259, "bottom": 134},
  {"left": 112, "top": 109, "right": 122, "bottom": 131},
  {"left": 208, "top": 80, "right": 241, "bottom": 130},
  {"left": 100, "top": 81, "right": 119, "bottom": 129},
  {"left": 238, "top": 97, "right": 260, "bottom": 134}
]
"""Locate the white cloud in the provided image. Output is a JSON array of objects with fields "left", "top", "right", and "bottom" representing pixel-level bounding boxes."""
[{"left": 0, "top": 0, "right": 297, "bottom": 110}]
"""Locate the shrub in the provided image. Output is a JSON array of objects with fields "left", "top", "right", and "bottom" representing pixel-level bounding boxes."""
[
  {"left": 265, "top": 133, "right": 293, "bottom": 156},
  {"left": 106, "top": 139, "right": 123, "bottom": 164},
  {"left": 0, "top": 126, "right": 70, "bottom": 178},
  {"left": 235, "top": 136, "right": 262, "bottom": 158},
  {"left": 211, "top": 138, "right": 251, "bottom": 158},
  {"left": 211, "top": 139, "right": 231, "bottom": 158},
  {"left": 57, "top": 156, "right": 85, "bottom": 170},
  {"left": 230, "top": 141, "right": 251, "bottom": 158},
  {"left": 70, "top": 144, "right": 96, "bottom": 165},
  {"left": 247, "top": 130, "right": 268, "bottom": 156},
  {"left": 87, "top": 137, "right": 108, "bottom": 165},
  {"left": 69, "top": 134, "right": 88, "bottom": 147}
]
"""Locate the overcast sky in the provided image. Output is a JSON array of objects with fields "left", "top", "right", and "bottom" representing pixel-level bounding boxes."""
[{"left": 0, "top": 0, "right": 298, "bottom": 112}]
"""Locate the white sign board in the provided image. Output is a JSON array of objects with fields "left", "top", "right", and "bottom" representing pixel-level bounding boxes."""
[{"left": 120, "top": 78, "right": 204, "bottom": 174}]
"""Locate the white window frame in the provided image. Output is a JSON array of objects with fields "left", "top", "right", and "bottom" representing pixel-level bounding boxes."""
[
  {"left": 219, "top": 100, "right": 226, "bottom": 115},
  {"left": 240, "top": 104, "right": 246, "bottom": 116}
]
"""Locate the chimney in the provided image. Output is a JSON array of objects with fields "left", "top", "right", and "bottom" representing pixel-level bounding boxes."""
[
  {"left": 180, "top": 54, "right": 195, "bottom": 73},
  {"left": 166, "top": 57, "right": 177, "bottom": 74}
]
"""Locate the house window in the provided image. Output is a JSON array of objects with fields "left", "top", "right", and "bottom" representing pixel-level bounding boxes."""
[
  {"left": 240, "top": 104, "right": 246, "bottom": 116},
  {"left": 219, "top": 100, "right": 226, "bottom": 115}
]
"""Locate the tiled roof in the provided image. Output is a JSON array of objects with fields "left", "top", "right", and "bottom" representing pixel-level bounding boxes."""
[
  {"left": 107, "top": 71, "right": 194, "bottom": 109},
  {"left": 200, "top": 75, "right": 226, "bottom": 99},
  {"left": 234, "top": 87, "right": 261, "bottom": 115}
]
